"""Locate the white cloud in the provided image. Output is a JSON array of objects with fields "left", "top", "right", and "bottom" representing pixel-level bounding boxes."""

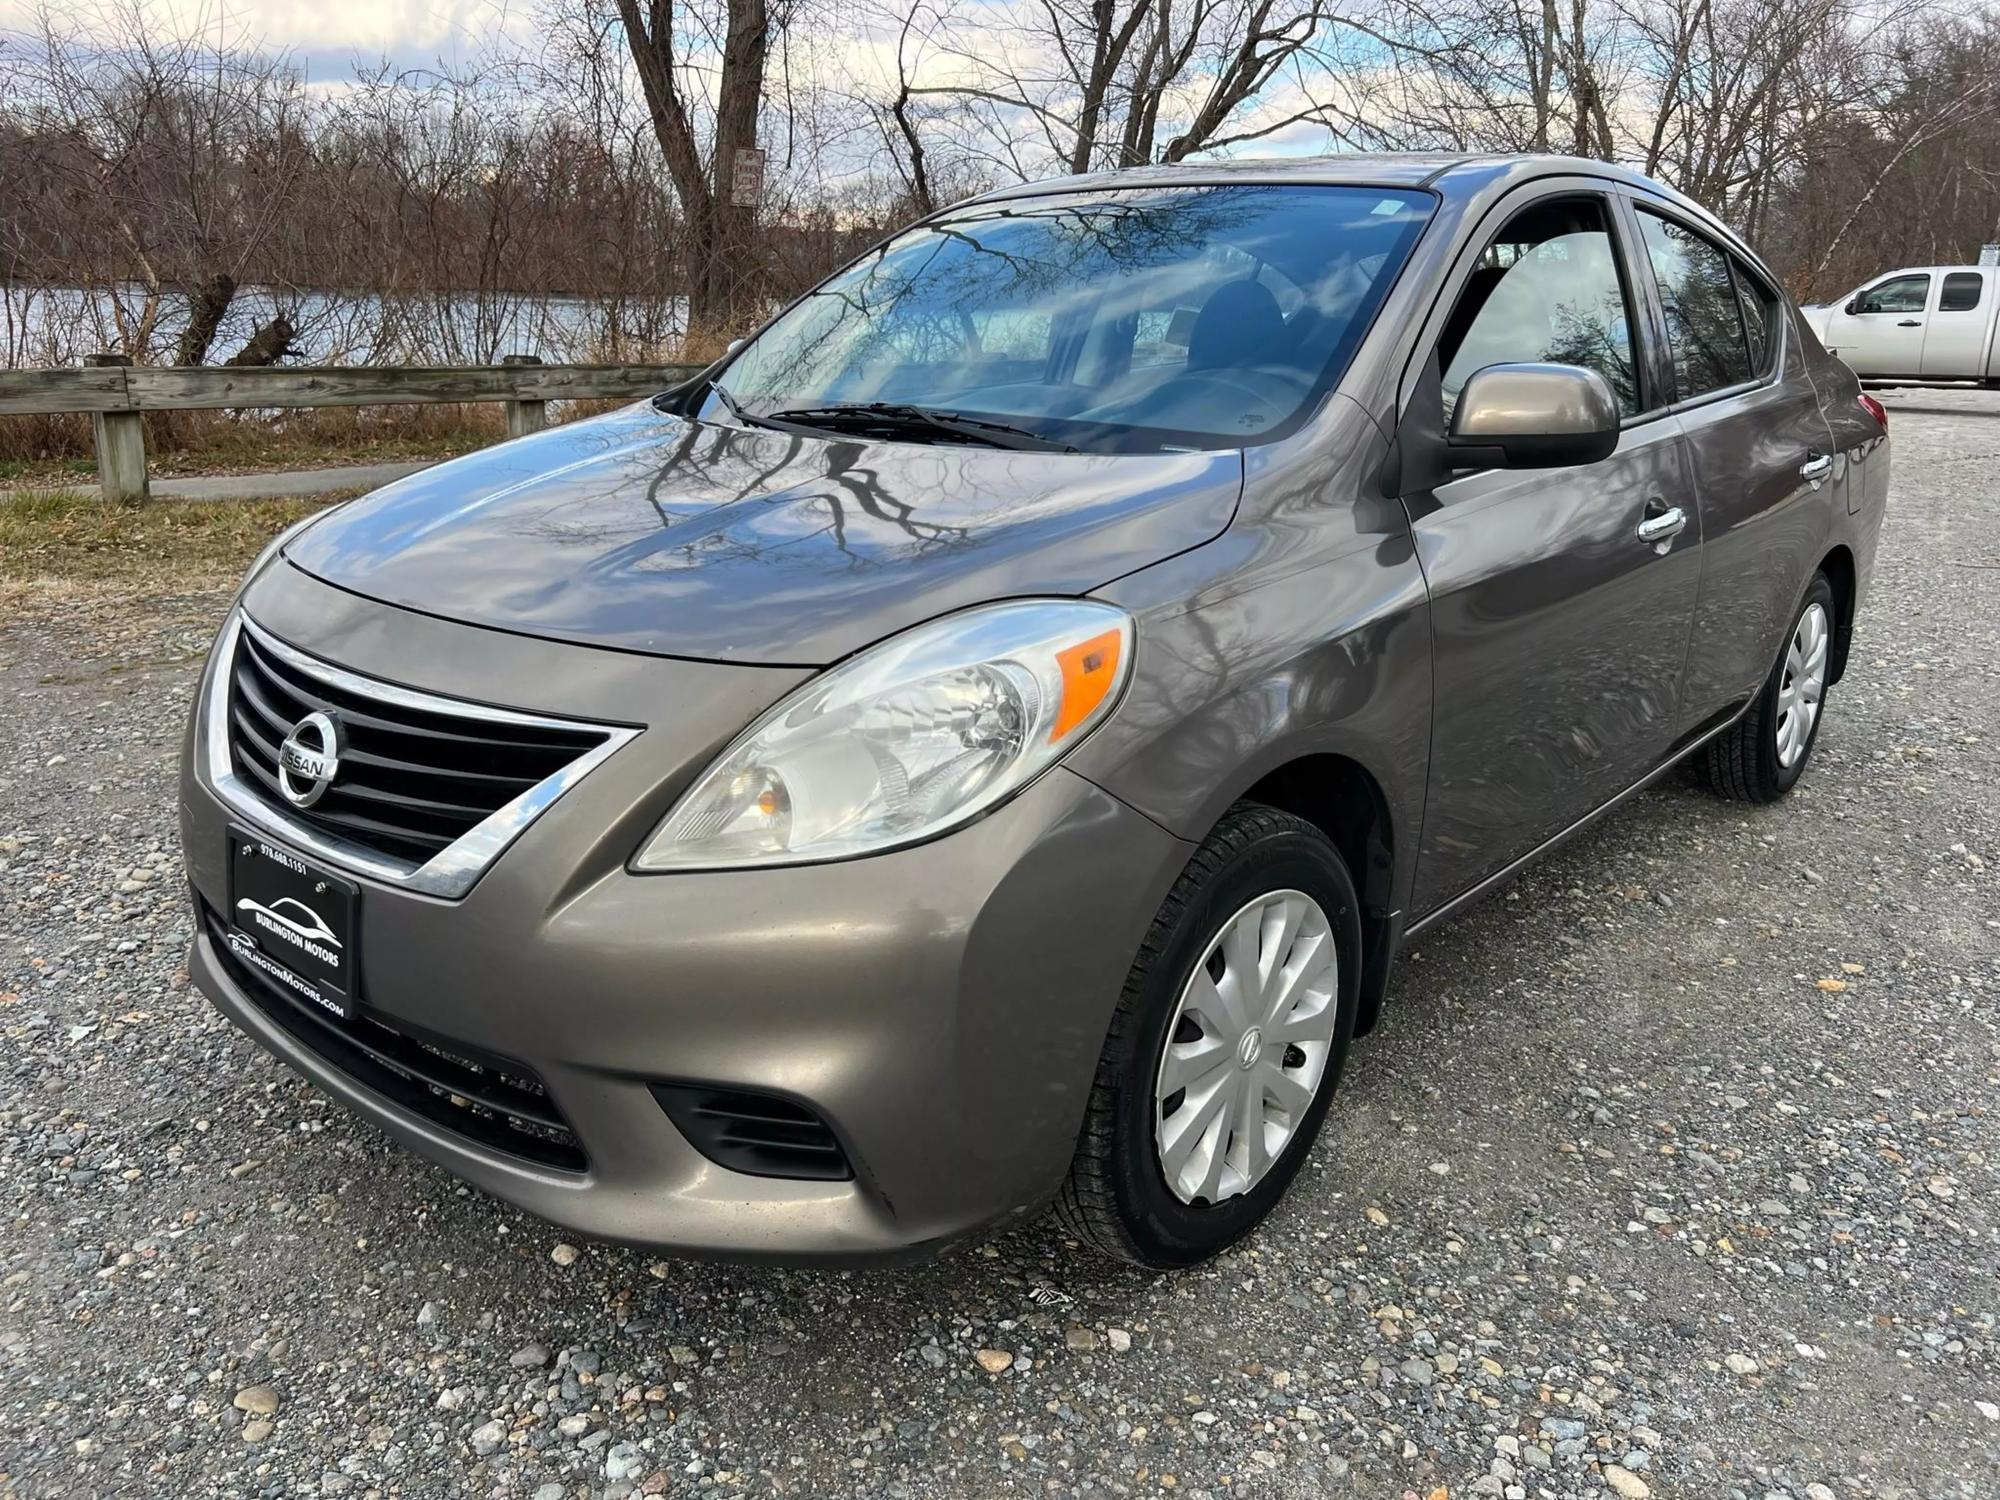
[{"left": 0, "top": 0, "right": 535, "bottom": 60}]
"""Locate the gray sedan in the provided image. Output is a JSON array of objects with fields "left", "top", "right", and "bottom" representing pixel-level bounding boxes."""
[{"left": 178, "top": 153, "right": 1888, "bottom": 1267}]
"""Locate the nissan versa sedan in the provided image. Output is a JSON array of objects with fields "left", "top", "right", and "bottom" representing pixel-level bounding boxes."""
[{"left": 180, "top": 154, "right": 1888, "bottom": 1267}]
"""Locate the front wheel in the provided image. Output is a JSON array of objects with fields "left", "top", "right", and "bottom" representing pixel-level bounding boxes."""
[
  {"left": 1056, "top": 803, "right": 1361, "bottom": 1267},
  {"left": 1691, "top": 572, "right": 1836, "bottom": 802}
]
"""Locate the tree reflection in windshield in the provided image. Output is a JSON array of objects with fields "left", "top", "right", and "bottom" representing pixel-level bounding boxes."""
[{"left": 716, "top": 184, "right": 1433, "bottom": 454}]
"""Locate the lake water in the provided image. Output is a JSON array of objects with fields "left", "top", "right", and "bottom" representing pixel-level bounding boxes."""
[{"left": 0, "top": 282, "right": 691, "bottom": 368}]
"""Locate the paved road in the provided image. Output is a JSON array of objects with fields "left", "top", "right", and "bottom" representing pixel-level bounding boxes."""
[
  {"left": 0, "top": 460, "right": 435, "bottom": 505},
  {"left": 146, "top": 462, "right": 435, "bottom": 502},
  {"left": 1, "top": 402, "right": 1994, "bottom": 1500}
]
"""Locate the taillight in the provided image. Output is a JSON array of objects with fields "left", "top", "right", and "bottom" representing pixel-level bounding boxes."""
[{"left": 1858, "top": 391, "right": 1888, "bottom": 430}]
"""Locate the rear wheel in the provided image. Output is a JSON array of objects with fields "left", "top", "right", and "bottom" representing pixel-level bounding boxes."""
[
  {"left": 1691, "top": 572, "right": 1836, "bottom": 802},
  {"left": 1056, "top": 803, "right": 1360, "bottom": 1267}
]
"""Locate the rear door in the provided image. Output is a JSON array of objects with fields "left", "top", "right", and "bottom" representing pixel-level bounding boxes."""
[
  {"left": 1625, "top": 197, "right": 1839, "bottom": 736},
  {"left": 1821, "top": 272, "right": 1930, "bottom": 375},
  {"left": 1921, "top": 270, "right": 1994, "bottom": 378},
  {"left": 1400, "top": 183, "right": 1703, "bottom": 914}
]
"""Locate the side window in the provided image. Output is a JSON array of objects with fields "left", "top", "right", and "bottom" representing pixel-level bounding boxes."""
[
  {"left": 1855, "top": 275, "right": 1929, "bottom": 315},
  {"left": 1730, "top": 258, "right": 1779, "bottom": 377},
  {"left": 1437, "top": 196, "right": 1641, "bottom": 419},
  {"left": 1637, "top": 211, "right": 1753, "bottom": 398},
  {"left": 1940, "top": 272, "right": 1984, "bottom": 313}
]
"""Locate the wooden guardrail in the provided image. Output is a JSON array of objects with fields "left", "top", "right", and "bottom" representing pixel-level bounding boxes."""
[{"left": 0, "top": 353, "right": 703, "bottom": 503}]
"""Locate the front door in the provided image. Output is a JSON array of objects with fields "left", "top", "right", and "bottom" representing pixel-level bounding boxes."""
[
  {"left": 1821, "top": 271, "right": 1931, "bottom": 376},
  {"left": 1401, "top": 188, "right": 1704, "bottom": 915}
]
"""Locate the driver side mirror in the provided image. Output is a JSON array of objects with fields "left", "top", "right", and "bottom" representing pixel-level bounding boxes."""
[
  {"left": 1448, "top": 362, "right": 1620, "bottom": 470},
  {"left": 1844, "top": 297, "right": 1861, "bottom": 315}
]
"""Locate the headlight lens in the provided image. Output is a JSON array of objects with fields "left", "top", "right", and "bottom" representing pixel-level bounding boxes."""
[{"left": 634, "top": 600, "right": 1133, "bottom": 871}]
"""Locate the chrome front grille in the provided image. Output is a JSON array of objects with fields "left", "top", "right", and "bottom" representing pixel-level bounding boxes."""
[
  {"left": 228, "top": 626, "right": 604, "bottom": 864},
  {"left": 205, "top": 613, "right": 636, "bottom": 898}
]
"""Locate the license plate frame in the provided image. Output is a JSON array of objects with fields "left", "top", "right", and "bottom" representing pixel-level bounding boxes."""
[{"left": 225, "top": 827, "right": 359, "bottom": 1022}]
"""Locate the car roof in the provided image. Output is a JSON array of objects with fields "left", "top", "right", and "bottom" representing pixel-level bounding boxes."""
[
  {"left": 963, "top": 152, "right": 1688, "bottom": 199},
  {"left": 1865, "top": 265, "right": 1992, "bottom": 277}
]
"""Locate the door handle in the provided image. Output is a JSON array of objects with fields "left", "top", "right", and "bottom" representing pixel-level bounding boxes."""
[
  {"left": 1799, "top": 453, "right": 1833, "bottom": 482},
  {"left": 1636, "top": 503, "right": 1687, "bottom": 546},
  {"left": 1896, "top": 319, "right": 1922, "bottom": 327}
]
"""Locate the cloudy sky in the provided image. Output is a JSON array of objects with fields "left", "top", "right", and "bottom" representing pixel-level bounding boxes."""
[
  {"left": 0, "top": 0, "right": 531, "bottom": 77},
  {"left": 0, "top": 0, "right": 1353, "bottom": 169}
]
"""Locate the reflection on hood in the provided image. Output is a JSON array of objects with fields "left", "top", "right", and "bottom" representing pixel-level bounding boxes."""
[{"left": 284, "top": 402, "right": 1244, "bottom": 665}]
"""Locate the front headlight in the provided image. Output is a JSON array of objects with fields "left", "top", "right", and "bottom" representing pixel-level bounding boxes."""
[{"left": 634, "top": 600, "right": 1133, "bottom": 871}]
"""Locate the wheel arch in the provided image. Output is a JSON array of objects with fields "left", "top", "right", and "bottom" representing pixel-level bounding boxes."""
[
  {"left": 1819, "top": 543, "right": 1857, "bottom": 685},
  {"left": 1232, "top": 752, "right": 1403, "bottom": 1038}
]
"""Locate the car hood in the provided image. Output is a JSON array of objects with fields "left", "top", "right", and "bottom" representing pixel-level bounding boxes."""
[{"left": 284, "top": 402, "right": 1243, "bottom": 665}]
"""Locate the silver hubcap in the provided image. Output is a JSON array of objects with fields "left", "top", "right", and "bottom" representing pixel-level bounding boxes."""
[
  {"left": 1775, "top": 602, "right": 1829, "bottom": 769},
  {"left": 1154, "top": 889, "right": 1339, "bottom": 1205}
]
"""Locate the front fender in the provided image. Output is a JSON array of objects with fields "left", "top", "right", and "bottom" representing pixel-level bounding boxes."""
[{"left": 1072, "top": 398, "right": 1430, "bottom": 924}]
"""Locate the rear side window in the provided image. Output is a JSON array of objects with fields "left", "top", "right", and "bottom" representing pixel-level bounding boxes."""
[
  {"left": 1941, "top": 272, "right": 1984, "bottom": 312},
  {"left": 1730, "top": 258, "right": 1779, "bottom": 376},
  {"left": 1637, "top": 211, "right": 1753, "bottom": 399},
  {"left": 1437, "top": 195, "right": 1641, "bottom": 418},
  {"left": 1855, "top": 275, "right": 1929, "bottom": 314}
]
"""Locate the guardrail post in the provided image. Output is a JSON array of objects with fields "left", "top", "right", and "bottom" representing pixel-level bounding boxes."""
[
  {"left": 501, "top": 354, "right": 547, "bottom": 439},
  {"left": 84, "top": 353, "right": 148, "bottom": 504}
]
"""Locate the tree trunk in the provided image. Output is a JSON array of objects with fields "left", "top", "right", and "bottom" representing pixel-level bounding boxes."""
[
  {"left": 708, "top": 0, "right": 769, "bottom": 331},
  {"left": 175, "top": 272, "right": 238, "bottom": 366},
  {"left": 225, "top": 314, "right": 300, "bottom": 367},
  {"left": 615, "top": 0, "right": 771, "bottom": 339},
  {"left": 1067, "top": 0, "right": 1156, "bottom": 174}
]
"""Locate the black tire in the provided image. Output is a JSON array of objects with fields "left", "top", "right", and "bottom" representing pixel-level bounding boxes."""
[
  {"left": 1056, "top": 802, "right": 1361, "bottom": 1268},
  {"left": 1691, "top": 572, "right": 1837, "bottom": 803}
]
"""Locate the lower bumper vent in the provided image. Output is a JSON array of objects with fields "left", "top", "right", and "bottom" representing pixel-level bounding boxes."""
[
  {"left": 652, "top": 1085, "right": 852, "bottom": 1181},
  {"left": 202, "top": 902, "right": 586, "bottom": 1172}
]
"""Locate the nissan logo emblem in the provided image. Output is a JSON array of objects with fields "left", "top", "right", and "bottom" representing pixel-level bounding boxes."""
[{"left": 277, "top": 710, "right": 344, "bottom": 808}]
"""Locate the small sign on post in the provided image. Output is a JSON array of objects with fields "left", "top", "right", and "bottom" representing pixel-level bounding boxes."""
[
  {"left": 1980, "top": 243, "right": 2000, "bottom": 267},
  {"left": 730, "top": 147, "right": 765, "bottom": 209}
]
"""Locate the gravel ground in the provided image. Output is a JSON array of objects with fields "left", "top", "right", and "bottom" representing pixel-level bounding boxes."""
[{"left": 1, "top": 400, "right": 1994, "bottom": 1500}]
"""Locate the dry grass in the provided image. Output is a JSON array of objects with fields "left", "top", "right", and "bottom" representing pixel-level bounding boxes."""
[
  {"left": 0, "top": 403, "right": 507, "bottom": 485},
  {"left": 0, "top": 488, "right": 349, "bottom": 598}
]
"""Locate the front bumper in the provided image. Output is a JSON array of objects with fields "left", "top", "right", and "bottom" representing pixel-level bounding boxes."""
[{"left": 181, "top": 568, "right": 1192, "bottom": 1263}]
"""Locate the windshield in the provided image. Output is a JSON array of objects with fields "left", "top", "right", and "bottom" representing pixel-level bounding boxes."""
[{"left": 711, "top": 184, "right": 1434, "bottom": 453}]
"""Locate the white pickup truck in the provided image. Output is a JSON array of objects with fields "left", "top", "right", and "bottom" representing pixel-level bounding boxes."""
[{"left": 1801, "top": 265, "right": 2000, "bottom": 384}]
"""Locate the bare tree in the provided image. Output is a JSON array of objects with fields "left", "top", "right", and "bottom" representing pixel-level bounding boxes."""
[
  {"left": 1359, "top": 0, "right": 1621, "bottom": 154},
  {"left": 0, "top": 0, "right": 311, "bottom": 361},
  {"left": 864, "top": 0, "right": 1372, "bottom": 186},
  {"left": 606, "top": 0, "right": 785, "bottom": 332},
  {"left": 1137, "top": 0, "right": 1372, "bottom": 163},
  {"left": 4, "top": 0, "right": 1999, "bottom": 370}
]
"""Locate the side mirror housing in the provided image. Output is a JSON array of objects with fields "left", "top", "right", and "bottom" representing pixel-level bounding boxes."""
[
  {"left": 1447, "top": 362, "right": 1620, "bottom": 469},
  {"left": 1844, "top": 297, "right": 1860, "bottom": 315},
  {"left": 725, "top": 337, "right": 747, "bottom": 355}
]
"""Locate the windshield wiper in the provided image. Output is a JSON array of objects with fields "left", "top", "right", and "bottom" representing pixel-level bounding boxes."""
[
  {"left": 698, "top": 379, "right": 843, "bottom": 443},
  {"left": 765, "top": 402, "right": 1077, "bottom": 453},
  {"left": 704, "top": 379, "right": 757, "bottom": 427}
]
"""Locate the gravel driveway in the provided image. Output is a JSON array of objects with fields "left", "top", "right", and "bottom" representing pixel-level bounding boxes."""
[{"left": 2, "top": 397, "right": 1994, "bottom": 1500}]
